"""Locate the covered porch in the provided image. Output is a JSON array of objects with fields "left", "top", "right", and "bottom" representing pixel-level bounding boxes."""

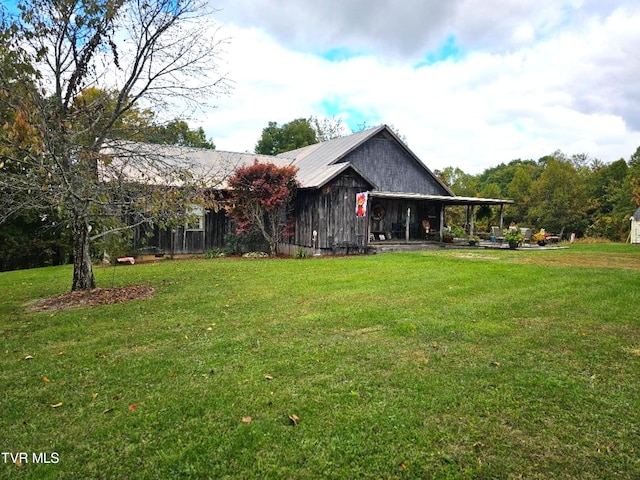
[{"left": 363, "top": 191, "right": 514, "bottom": 245}]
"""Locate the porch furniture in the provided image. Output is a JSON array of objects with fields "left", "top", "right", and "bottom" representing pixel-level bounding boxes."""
[
  {"left": 410, "top": 222, "right": 420, "bottom": 238},
  {"left": 546, "top": 227, "right": 564, "bottom": 243},
  {"left": 391, "top": 223, "right": 404, "bottom": 239},
  {"left": 491, "top": 226, "right": 504, "bottom": 243},
  {"left": 520, "top": 228, "right": 531, "bottom": 247}
]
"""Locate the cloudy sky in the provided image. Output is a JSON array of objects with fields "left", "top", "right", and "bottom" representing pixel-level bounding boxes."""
[{"left": 194, "top": 0, "right": 640, "bottom": 173}]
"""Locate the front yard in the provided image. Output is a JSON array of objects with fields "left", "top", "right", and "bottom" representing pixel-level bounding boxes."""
[{"left": 1, "top": 244, "right": 639, "bottom": 478}]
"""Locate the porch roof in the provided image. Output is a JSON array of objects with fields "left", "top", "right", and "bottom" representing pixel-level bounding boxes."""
[{"left": 369, "top": 191, "right": 514, "bottom": 206}]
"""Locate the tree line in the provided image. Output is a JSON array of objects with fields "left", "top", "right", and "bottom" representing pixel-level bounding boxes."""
[{"left": 436, "top": 149, "right": 640, "bottom": 241}]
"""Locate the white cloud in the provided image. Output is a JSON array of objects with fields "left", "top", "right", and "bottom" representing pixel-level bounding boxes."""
[{"left": 194, "top": 1, "right": 640, "bottom": 173}]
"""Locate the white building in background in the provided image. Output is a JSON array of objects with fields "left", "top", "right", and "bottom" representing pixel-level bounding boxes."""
[{"left": 630, "top": 207, "right": 640, "bottom": 244}]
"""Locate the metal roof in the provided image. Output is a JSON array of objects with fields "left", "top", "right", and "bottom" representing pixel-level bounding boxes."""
[
  {"left": 101, "top": 139, "right": 374, "bottom": 189},
  {"left": 277, "top": 127, "right": 381, "bottom": 188},
  {"left": 101, "top": 131, "right": 512, "bottom": 207},
  {"left": 277, "top": 125, "right": 453, "bottom": 194},
  {"left": 101, "top": 141, "right": 291, "bottom": 188}
]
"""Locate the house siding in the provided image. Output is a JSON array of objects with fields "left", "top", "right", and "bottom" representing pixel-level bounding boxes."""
[
  {"left": 135, "top": 208, "right": 228, "bottom": 255},
  {"left": 338, "top": 132, "right": 449, "bottom": 196},
  {"left": 294, "top": 171, "right": 370, "bottom": 250}
]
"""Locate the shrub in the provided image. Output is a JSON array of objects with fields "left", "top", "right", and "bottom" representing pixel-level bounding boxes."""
[
  {"left": 223, "top": 230, "right": 268, "bottom": 255},
  {"left": 204, "top": 248, "right": 226, "bottom": 259}
]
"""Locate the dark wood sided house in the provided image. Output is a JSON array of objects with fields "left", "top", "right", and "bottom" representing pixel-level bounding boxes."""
[{"left": 124, "top": 125, "right": 512, "bottom": 255}]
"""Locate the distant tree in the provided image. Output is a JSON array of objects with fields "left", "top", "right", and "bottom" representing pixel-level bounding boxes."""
[
  {"left": 309, "top": 115, "right": 348, "bottom": 142},
  {"left": 435, "top": 167, "right": 478, "bottom": 196},
  {"left": 506, "top": 166, "right": 534, "bottom": 222},
  {"left": 477, "top": 159, "right": 540, "bottom": 197},
  {"left": 150, "top": 120, "right": 215, "bottom": 149},
  {"left": 478, "top": 183, "right": 503, "bottom": 230},
  {"left": 628, "top": 146, "right": 640, "bottom": 208},
  {"left": 227, "top": 162, "right": 299, "bottom": 257},
  {"left": 527, "top": 156, "right": 589, "bottom": 235},
  {"left": 255, "top": 118, "right": 318, "bottom": 155},
  {"left": 586, "top": 158, "right": 632, "bottom": 240},
  {"left": 387, "top": 124, "right": 408, "bottom": 145},
  {"left": 0, "top": 0, "right": 229, "bottom": 290}
]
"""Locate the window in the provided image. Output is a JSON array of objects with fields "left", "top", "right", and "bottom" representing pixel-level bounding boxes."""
[{"left": 186, "top": 205, "right": 204, "bottom": 230}]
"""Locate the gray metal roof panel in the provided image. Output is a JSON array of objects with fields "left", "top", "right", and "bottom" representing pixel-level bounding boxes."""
[
  {"left": 369, "top": 191, "right": 513, "bottom": 205},
  {"left": 101, "top": 141, "right": 292, "bottom": 188},
  {"left": 278, "top": 125, "right": 454, "bottom": 194}
]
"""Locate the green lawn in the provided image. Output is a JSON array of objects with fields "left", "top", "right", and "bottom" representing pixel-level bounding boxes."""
[{"left": 1, "top": 244, "right": 639, "bottom": 479}]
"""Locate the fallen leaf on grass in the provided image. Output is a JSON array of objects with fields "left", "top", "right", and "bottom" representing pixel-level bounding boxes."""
[
  {"left": 241, "top": 416, "right": 252, "bottom": 424},
  {"left": 41, "top": 376, "right": 50, "bottom": 383},
  {"left": 288, "top": 414, "right": 299, "bottom": 425},
  {"left": 490, "top": 362, "right": 501, "bottom": 367},
  {"left": 92, "top": 392, "right": 98, "bottom": 400},
  {"left": 24, "top": 354, "right": 34, "bottom": 360},
  {"left": 399, "top": 461, "right": 407, "bottom": 469},
  {"left": 264, "top": 374, "right": 274, "bottom": 380},
  {"left": 50, "top": 402, "right": 63, "bottom": 408},
  {"left": 103, "top": 408, "right": 114, "bottom": 414},
  {"left": 128, "top": 404, "right": 137, "bottom": 411}
]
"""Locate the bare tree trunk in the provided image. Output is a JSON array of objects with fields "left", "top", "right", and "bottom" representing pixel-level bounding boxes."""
[{"left": 72, "top": 218, "right": 96, "bottom": 291}]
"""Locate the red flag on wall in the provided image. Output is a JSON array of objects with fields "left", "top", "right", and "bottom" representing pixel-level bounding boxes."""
[{"left": 355, "top": 192, "right": 368, "bottom": 217}]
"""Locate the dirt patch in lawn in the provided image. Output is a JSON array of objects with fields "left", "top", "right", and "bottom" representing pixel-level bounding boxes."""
[
  {"left": 27, "top": 285, "right": 155, "bottom": 312},
  {"left": 513, "top": 253, "right": 640, "bottom": 271}
]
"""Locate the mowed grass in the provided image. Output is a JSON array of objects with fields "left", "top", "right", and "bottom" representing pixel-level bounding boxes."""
[{"left": 1, "top": 244, "right": 639, "bottom": 479}]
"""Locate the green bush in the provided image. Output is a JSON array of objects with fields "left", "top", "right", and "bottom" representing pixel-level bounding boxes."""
[{"left": 223, "top": 229, "right": 269, "bottom": 254}]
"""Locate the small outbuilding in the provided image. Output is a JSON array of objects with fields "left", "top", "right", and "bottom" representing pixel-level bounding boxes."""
[{"left": 630, "top": 207, "right": 640, "bottom": 244}]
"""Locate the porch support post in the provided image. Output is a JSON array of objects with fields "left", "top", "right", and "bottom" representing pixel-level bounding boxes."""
[
  {"left": 439, "top": 204, "right": 445, "bottom": 242},
  {"left": 469, "top": 205, "right": 474, "bottom": 235},
  {"left": 405, "top": 207, "right": 410, "bottom": 242},
  {"left": 499, "top": 204, "right": 504, "bottom": 230},
  {"left": 364, "top": 194, "right": 371, "bottom": 246}
]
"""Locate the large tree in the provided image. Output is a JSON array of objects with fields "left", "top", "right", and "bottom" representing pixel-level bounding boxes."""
[{"left": 0, "top": 0, "right": 228, "bottom": 290}]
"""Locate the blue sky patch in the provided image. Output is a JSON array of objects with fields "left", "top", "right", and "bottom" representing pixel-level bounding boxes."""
[
  {"left": 414, "top": 35, "right": 463, "bottom": 69},
  {"left": 320, "top": 99, "right": 381, "bottom": 132},
  {"left": 319, "top": 46, "right": 367, "bottom": 62}
]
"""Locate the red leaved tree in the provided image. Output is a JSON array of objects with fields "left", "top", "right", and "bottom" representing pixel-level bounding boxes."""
[{"left": 227, "top": 161, "right": 298, "bottom": 257}]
